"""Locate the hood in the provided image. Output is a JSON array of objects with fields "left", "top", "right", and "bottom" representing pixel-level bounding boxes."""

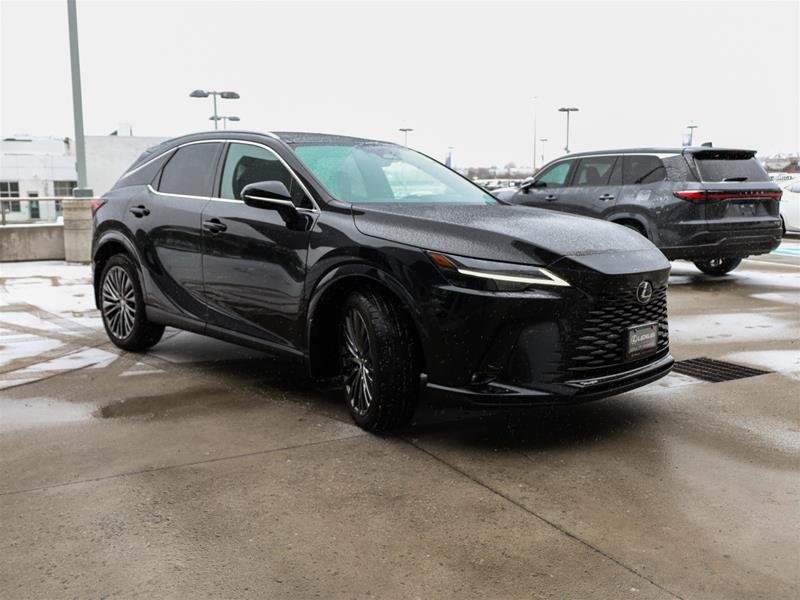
[{"left": 352, "top": 203, "right": 666, "bottom": 269}]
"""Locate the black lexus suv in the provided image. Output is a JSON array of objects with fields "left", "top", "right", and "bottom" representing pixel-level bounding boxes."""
[
  {"left": 92, "top": 131, "right": 673, "bottom": 431},
  {"left": 495, "top": 148, "right": 783, "bottom": 275}
]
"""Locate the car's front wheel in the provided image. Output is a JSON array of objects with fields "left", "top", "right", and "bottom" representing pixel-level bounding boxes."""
[
  {"left": 693, "top": 257, "right": 743, "bottom": 276},
  {"left": 339, "top": 289, "right": 419, "bottom": 432},
  {"left": 99, "top": 254, "right": 165, "bottom": 351}
]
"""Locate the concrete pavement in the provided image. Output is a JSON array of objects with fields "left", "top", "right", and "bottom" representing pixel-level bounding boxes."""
[{"left": 1, "top": 243, "right": 798, "bottom": 599}]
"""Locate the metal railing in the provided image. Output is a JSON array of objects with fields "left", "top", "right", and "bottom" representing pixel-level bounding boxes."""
[{"left": 0, "top": 198, "right": 68, "bottom": 226}]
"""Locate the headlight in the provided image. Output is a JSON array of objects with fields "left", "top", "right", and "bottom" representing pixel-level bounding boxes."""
[{"left": 426, "top": 251, "right": 569, "bottom": 291}]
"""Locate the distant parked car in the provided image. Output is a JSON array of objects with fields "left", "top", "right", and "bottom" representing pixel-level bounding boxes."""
[
  {"left": 495, "top": 148, "right": 783, "bottom": 275},
  {"left": 779, "top": 178, "right": 800, "bottom": 234}
]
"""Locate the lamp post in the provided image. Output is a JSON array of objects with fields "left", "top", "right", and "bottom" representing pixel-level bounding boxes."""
[
  {"left": 209, "top": 115, "right": 240, "bottom": 130},
  {"left": 399, "top": 128, "right": 413, "bottom": 146},
  {"left": 539, "top": 138, "right": 548, "bottom": 168},
  {"left": 532, "top": 96, "right": 538, "bottom": 171},
  {"left": 190, "top": 90, "right": 240, "bottom": 129},
  {"left": 686, "top": 123, "right": 698, "bottom": 146},
  {"left": 558, "top": 107, "right": 579, "bottom": 154},
  {"left": 66, "top": 0, "right": 91, "bottom": 197}
]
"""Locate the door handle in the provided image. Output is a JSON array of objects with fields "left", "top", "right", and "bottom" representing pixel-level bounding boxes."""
[
  {"left": 544, "top": 195, "right": 558, "bottom": 201},
  {"left": 599, "top": 194, "right": 615, "bottom": 201},
  {"left": 203, "top": 218, "right": 227, "bottom": 234},
  {"left": 129, "top": 205, "right": 150, "bottom": 217}
]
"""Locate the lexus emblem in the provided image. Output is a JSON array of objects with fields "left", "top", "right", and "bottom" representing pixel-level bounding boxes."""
[{"left": 636, "top": 281, "right": 653, "bottom": 304}]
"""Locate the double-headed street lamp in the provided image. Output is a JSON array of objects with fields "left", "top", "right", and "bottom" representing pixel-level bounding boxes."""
[
  {"left": 209, "top": 115, "right": 240, "bottom": 130},
  {"left": 399, "top": 128, "right": 413, "bottom": 146},
  {"left": 190, "top": 89, "right": 240, "bottom": 130},
  {"left": 558, "top": 107, "right": 579, "bottom": 154},
  {"left": 686, "top": 123, "right": 698, "bottom": 146}
]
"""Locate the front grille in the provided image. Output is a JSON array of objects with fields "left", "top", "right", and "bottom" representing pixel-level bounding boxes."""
[{"left": 566, "top": 284, "right": 669, "bottom": 376}]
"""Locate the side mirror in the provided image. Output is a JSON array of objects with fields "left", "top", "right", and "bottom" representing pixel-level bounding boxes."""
[
  {"left": 241, "top": 180, "right": 296, "bottom": 211},
  {"left": 521, "top": 179, "right": 546, "bottom": 192}
]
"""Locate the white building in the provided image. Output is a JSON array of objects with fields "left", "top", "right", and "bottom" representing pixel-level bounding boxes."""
[
  {"left": 0, "top": 136, "right": 76, "bottom": 223},
  {"left": 1, "top": 132, "right": 168, "bottom": 224}
]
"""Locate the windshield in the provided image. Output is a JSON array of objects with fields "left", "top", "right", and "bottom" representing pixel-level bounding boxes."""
[{"left": 293, "top": 143, "right": 497, "bottom": 204}]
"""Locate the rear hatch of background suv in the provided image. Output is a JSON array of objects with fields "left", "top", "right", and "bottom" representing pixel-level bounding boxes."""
[{"left": 681, "top": 149, "right": 782, "bottom": 231}]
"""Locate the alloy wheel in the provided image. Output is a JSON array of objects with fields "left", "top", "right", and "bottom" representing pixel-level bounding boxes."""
[
  {"left": 341, "top": 308, "right": 374, "bottom": 416},
  {"left": 102, "top": 265, "right": 136, "bottom": 340}
]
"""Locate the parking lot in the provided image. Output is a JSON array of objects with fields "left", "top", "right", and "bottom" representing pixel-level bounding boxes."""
[{"left": 1, "top": 242, "right": 798, "bottom": 599}]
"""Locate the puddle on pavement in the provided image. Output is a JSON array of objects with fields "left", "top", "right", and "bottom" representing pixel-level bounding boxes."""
[
  {"left": 96, "top": 385, "right": 237, "bottom": 419},
  {"left": 0, "top": 397, "right": 92, "bottom": 431}
]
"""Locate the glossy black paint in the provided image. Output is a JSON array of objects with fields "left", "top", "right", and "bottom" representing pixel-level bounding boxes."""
[{"left": 93, "top": 131, "right": 674, "bottom": 405}]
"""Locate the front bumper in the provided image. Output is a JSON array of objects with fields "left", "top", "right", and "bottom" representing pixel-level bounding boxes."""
[{"left": 424, "top": 353, "right": 674, "bottom": 407}]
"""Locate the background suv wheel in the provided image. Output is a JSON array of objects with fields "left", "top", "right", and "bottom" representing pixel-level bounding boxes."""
[
  {"left": 693, "top": 257, "right": 743, "bottom": 276},
  {"left": 99, "top": 254, "right": 165, "bottom": 351},
  {"left": 339, "top": 289, "right": 419, "bottom": 432}
]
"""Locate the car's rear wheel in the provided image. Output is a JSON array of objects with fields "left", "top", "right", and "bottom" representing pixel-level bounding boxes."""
[
  {"left": 693, "top": 257, "right": 742, "bottom": 276},
  {"left": 100, "top": 254, "right": 165, "bottom": 351},
  {"left": 339, "top": 289, "right": 419, "bottom": 432}
]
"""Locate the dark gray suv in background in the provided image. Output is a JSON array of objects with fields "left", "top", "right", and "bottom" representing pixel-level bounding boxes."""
[{"left": 495, "top": 147, "right": 783, "bottom": 275}]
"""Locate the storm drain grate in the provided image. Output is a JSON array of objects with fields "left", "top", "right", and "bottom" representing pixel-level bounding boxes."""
[{"left": 672, "top": 357, "right": 771, "bottom": 383}]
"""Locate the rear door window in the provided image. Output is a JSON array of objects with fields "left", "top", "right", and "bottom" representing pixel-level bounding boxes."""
[
  {"left": 157, "top": 143, "right": 222, "bottom": 197},
  {"left": 693, "top": 153, "right": 770, "bottom": 182},
  {"left": 574, "top": 156, "right": 617, "bottom": 186},
  {"left": 622, "top": 155, "right": 666, "bottom": 185},
  {"left": 536, "top": 160, "right": 575, "bottom": 187}
]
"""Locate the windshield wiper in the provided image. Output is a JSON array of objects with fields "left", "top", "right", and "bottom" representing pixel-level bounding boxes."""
[{"left": 723, "top": 176, "right": 748, "bottom": 182}]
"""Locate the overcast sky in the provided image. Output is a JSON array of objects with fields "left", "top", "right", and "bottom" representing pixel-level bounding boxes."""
[{"left": 2, "top": 0, "right": 798, "bottom": 168}]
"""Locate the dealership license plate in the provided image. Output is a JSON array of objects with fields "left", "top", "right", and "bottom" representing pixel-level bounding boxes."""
[{"left": 626, "top": 323, "right": 658, "bottom": 358}]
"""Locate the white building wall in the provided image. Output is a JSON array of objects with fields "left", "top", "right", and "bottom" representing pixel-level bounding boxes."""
[
  {"left": 85, "top": 136, "right": 168, "bottom": 196},
  {"left": 1, "top": 135, "right": 169, "bottom": 223}
]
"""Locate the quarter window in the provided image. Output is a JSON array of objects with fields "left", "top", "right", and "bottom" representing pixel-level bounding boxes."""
[
  {"left": 574, "top": 156, "right": 617, "bottom": 186},
  {"left": 157, "top": 143, "right": 221, "bottom": 197},
  {"left": 622, "top": 156, "right": 666, "bottom": 185},
  {"left": 220, "top": 143, "right": 308, "bottom": 206},
  {"left": 536, "top": 160, "right": 574, "bottom": 187}
]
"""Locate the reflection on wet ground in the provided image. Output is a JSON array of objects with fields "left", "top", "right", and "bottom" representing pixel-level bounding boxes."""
[{"left": 1, "top": 251, "right": 799, "bottom": 599}]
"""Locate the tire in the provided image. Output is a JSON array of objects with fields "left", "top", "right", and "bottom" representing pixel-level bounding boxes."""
[
  {"left": 621, "top": 221, "right": 647, "bottom": 237},
  {"left": 99, "top": 254, "right": 165, "bottom": 351},
  {"left": 339, "top": 289, "right": 419, "bottom": 432},
  {"left": 693, "top": 257, "right": 743, "bottom": 276}
]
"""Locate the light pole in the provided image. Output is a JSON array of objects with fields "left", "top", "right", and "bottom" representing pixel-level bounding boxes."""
[
  {"left": 686, "top": 123, "right": 698, "bottom": 146},
  {"left": 209, "top": 116, "right": 240, "bottom": 130},
  {"left": 190, "top": 90, "right": 240, "bottom": 129},
  {"left": 532, "top": 96, "right": 538, "bottom": 171},
  {"left": 67, "top": 0, "right": 91, "bottom": 197},
  {"left": 539, "top": 138, "right": 548, "bottom": 168},
  {"left": 558, "top": 107, "right": 579, "bottom": 154},
  {"left": 399, "top": 128, "right": 413, "bottom": 146}
]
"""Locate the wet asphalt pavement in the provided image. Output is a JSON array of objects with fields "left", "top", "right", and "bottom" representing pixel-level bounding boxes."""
[{"left": 1, "top": 242, "right": 798, "bottom": 599}]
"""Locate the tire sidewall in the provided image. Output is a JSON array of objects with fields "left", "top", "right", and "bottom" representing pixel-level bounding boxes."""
[{"left": 99, "top": 255, "right": 149, "bottom": 350}]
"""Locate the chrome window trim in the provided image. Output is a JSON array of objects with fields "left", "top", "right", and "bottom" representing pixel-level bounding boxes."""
[
  {"left": 540, "top": 152, "right": 680, "bottom": 174},
  {"left": 119, "top": 139, "right": 219, "bottom": 181},
  {"left": 136, "top": 138, "right": 319, "bottom": 212}
]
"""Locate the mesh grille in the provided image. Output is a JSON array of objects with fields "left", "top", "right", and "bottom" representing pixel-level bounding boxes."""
[
  {"left": 566, "top": 285, "right": 669, "bottom": 375},
  {"left": 672, "top": 357, "right": 770, "bottom": 382}
]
